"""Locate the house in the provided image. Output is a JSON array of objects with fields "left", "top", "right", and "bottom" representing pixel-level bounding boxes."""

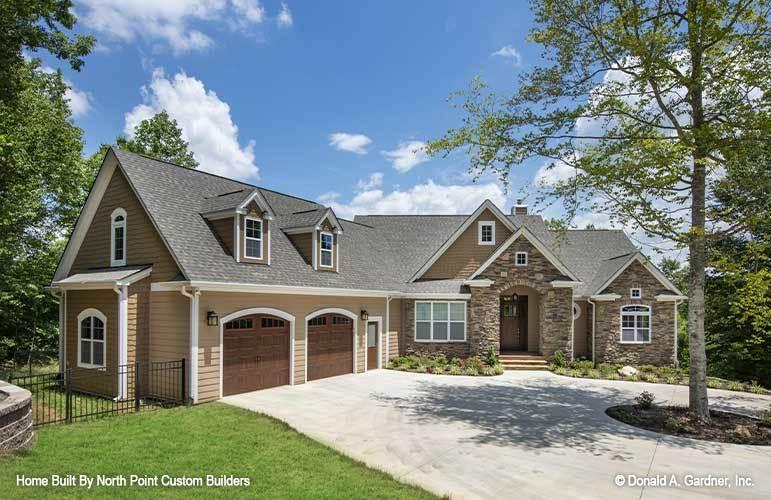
[{"left": 50, "top": 149, "right": 686, "bottom": 403}]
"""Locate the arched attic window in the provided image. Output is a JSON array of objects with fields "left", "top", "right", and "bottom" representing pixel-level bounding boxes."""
[{"left": 111, "top": 208, "right": 127, "bottom": 266}]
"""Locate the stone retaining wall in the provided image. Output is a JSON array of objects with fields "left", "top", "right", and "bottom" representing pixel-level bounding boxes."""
[{"left": 0, "top": 380, "right": 34, "bottom": 452}]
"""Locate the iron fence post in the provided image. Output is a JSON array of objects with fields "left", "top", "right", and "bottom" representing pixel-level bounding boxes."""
[
  {"left": 65, "top": 367, "right": 72, "bottom": 424},
  {"left": 134, "top": 363, "right": 141, "bottom": 412},
  {"left": 181, "top": 358, "right": 187, "bottom": 405}
]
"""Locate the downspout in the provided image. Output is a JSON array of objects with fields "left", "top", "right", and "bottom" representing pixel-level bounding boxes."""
[
  {"left": 673, "top": 299, "right": 682, "bottom": 368},
  {"left": 113, "top": 285, "right": 129, "bottom": 400},
  {"left": 587, "top": 297, "right": 596, "bottom": 366},
  {"left": 385, "top": 296, "right": 393, "bottom": 367},
  {"left": 180, "top": 286, "right": 200, "bottom": 404},
  {"left": 50, "top": 289, "right": 66, "bottom": 371}
]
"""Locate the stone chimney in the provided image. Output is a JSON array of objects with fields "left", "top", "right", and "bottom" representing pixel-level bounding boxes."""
[{"left": 512, "top": 199, "right": 528, "bottom": 215}]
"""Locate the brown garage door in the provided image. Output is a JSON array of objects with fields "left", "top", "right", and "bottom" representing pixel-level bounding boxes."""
[
  {"left": 223, "top": 314, "right": 290, "bottom": 396},
  {"left": 307, "top": 314, "right": 353, "bottom": 381}
]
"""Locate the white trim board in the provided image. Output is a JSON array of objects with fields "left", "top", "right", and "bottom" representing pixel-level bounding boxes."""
[
  {"left": 410, "top": 200, "right": 516, "bottom": 282},
  {"left": 592, "top": 252, "right": 683, "bottom": 296},
  {"left": 468, "top": 226, "right": 580, "bottom": 281}
]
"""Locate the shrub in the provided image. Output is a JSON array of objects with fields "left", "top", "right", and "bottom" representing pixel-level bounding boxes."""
[
  {"left": 486, "top": 346, "right": 498, "bottom": 367},
  {"left": 483, "top": 366, "right": 497, "bottom": 376},
  {"left": 635, "top": 391, "right": 656, "bottom": 410},
  {"left": 664, "top": 416, "right": 683, "bottom": 432},
  {"left": 570, "top": 360, "right": 594, "bottom": 372},
  {"left": 464, "top": 367, "right": 478, "bottom": 376},
  {"left": 748, "top": 381, "right": 765, "bottom": 394},
  {"left": 551, "top": 350, "right": 567, "bottom": 368},
  {"left": 450, "top": 357, "right": 464, "bottom": 368},
  {"left": 448, "top": 365, "right": 464, "bottom": 376},
  {"left": 493, "top": 364, "right": 504, "bottom": 375},
  {"left": 639, "top": 364, "right": 657, "bottom": 374},
  {"left": 553, "top": 366, "right": 567, "bottom": 376},
  {"left": 587, "top": 369, "right": 601, "bottom": 379},
  {"left": 727, "top": 381, "right": 743, "bottom": 392},
  {"left": 466, "top": 356, "right": 484, "bottom": 373}
]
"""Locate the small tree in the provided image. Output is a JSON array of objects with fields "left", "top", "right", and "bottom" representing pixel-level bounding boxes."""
[
  {"left": 428, "top": 0, "right": 771, "bottom": 419},
  {"left": 120, "top": 111, "right": 199, "bottom": 168}
]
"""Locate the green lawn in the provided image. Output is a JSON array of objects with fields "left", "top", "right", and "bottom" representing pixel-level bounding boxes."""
[{"left": 1, "top": 403, "right": 437, "bottom": 500}]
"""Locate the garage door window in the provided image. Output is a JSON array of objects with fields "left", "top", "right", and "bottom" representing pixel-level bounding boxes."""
[{"left": 415, "top": 301, "right": 466, "bottom": 342}]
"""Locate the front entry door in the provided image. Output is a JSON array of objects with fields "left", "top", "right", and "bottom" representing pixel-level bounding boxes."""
[
  {"left": 500, "top": 295, "right": 529, "bottom": 351},
  {"left": 366, "top": 321, "right": 378, "bottom": 370}
]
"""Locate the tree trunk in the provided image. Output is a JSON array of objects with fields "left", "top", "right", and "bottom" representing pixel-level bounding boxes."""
[{"left": 686, "top": 0, "right": 709, "bottom": 420}]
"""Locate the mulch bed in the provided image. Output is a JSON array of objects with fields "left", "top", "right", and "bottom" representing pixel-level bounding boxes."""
[{"left": 606, "top": 405, "right": 771, "bottom": 445}]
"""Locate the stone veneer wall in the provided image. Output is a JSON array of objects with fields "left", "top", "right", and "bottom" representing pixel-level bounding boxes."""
[
  {"left": 0, "top": 381, "right": 34, "bottom": 451},
  {"left": 476, "top": 238, "right": 573, "bottom": 358},
  {"left": 594, "top": 261, "right": 676, "bottom": 365},
  {"left": 402, "top": 299, "right": 472, "bottom": 357}
]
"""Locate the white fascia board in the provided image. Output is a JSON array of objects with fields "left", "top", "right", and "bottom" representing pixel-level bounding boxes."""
[
  {"left": 468, "top": 226, "right": 580, "bottom": 281},
  {"left": 116, "top": 266, "right": 153, "bottom": 286},
  {"left": 655, "top": 294, "right": 688, "bottom": 301},
  {"left": 315, "top": 208, "right": 344, "bottom": 234},
  {"left": 410, "top": 200, "right": 516, "bottom": 282},
  {"left": 551, "top": 280, "right": 583, "bottom": 288},
  {"left": 593, "top": 252, "right": 684, "bottom": 296},
  {"left": 589, "top": 294, "right": 622, "bottom": 301},
  {"left": 52, "top": 150, "right": 118, "bottom": 282},
  {"left": 463, "top": 279, "right": 494, "bottom": 287},
  {"left": 151, "top": 280, "right": 398, "bottom": 297},
  {"left": 393, "top": 293, "right": 472, "bottom": 300},
  {"left": 52, "top": 267, "right": 153, "bottom": 290},
  {"left": 237, "top": 189, "right": 275, "bottom": 218}
]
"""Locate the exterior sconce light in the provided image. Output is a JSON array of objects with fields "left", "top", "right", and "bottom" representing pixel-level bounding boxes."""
[
  {"left": 360, "top": 310, "right": 369, "bottom": 321},
  {"left": 207, "top": 311, "right": 219, "bottom": 327}
]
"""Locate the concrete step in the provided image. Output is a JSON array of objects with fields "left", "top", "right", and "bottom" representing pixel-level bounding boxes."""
[{"left": 502, "top": 365, "right": 551, "bottom": 371}]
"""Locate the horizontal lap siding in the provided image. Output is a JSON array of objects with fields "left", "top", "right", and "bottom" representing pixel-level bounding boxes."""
[
  {"left": 388, "top": 299, "right": 402, "bottom": 361},
  {"left": 148, "top": 291, "right": 188, "bottom": 401},
  {"left": 196, "top": 292, "right": 388, "bottom": 403}
]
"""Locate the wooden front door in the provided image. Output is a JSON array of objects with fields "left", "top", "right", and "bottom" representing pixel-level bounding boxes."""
[
  {"left": 366, "top": 322, "right": 378, "bottom": 370},
  {"left": 223, "top": 314, "right": 290, "bottom": 396},
  {"left": 500, "top": 295, "right": 529, "bottom": 351},
  {"left": 307, "top": 314, "right": 354, "bottom": 381}
]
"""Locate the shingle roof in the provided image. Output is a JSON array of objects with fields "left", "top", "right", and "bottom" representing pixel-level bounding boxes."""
[
  {"left": 113, "top": 149, "right": 654, "bottom": 295},
  {"left": 54, "top": 265, "right": 151, "bottom": 285}
]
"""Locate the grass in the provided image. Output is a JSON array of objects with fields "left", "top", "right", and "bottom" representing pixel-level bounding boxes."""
[
  {"left": 549, "top": 360, "right": 770, "bottom": 395},
  {"left": 1, "top": 403, "right": 438, "bottom": 499},
  {"left": 387, "top": 354, "right": 503, "bottom": 376}
]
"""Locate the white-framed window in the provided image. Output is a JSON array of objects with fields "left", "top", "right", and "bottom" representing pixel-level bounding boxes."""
[
  {"left": 110, "top": 208, "right": 126, "bottom": 266},
  {"left": 630, "top": 288, "right": 642, "bottom": 299},
  {"left": 78, "top": 309, "right": 106, "bottom": 368},
  {"left": 478, "top": 221, "right": 495, "bottom": 245},
  {"left": 572, "top": 302, "right": 582, "bottom": 320},
  {"left": 415, "top": 301, "right": 466, "bottom": 342},
  {"left": 244, "top": 216, "right": 263, "bottom": 259},
  {"left": 320, "top": 231, "right": 334, "bottom": 267},
  {"left": 620, "top": 305, "right": 651, "bottom": 343},
  {"left": 515, "top": 252, "right": 528, "bottom": 266}
]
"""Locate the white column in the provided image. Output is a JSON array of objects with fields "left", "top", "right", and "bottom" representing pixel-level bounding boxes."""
[
  {"left": 115, "top": 285, "right": 129, "bottom": 400},
  {"left": 181, "top": 287, "right": 200, "bottom": 404},
  {"left": 58, "top": 290, "right": 66, "bottom": 370}
]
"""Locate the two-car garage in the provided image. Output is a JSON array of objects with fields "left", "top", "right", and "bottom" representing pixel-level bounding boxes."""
[{"left": 222, "top": 309, "right": 356, "bottom": 396}]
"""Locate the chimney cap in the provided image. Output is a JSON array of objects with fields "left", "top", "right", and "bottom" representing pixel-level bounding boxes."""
[{"left": 512, "top": 200, "right": 528, "bottom": 215}]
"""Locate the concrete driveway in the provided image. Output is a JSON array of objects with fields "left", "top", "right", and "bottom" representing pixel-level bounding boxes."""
[{"left": 223, "top": 370, "right": 771, "bottom": 500}]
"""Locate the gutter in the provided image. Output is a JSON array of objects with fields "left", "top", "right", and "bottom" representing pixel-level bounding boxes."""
[
  {"left": 180, "top": 286, "right": 201, "bottom": 404},
  {"left": 587, "top": 297, "right": 596, "bottom": 366}
]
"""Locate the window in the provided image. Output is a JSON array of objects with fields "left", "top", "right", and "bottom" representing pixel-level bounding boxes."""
[
  {"left": 78, "top": 309, "right": 106, "bottom": 368},
  {"left": 415, "top": 301, "right": 466, "bottom": 342},
  {"left": 244, "top": 217, "right": 262, "bottom": 259},
  {"left": 478, "top": 221, "right": 495, "bottom": 245},
  {"left": 308, "top": 316, "right": 327, "bottom": 326},
  {"left": 225, "top": 318, "right": 253, "bottom": 330},
  {"left": 573, "top": 302, "right": 582, "bottom": 320},
  {"left": 620, "top": 305, "right": 651, "bottom": 343},
  {"left": 630, "top": 288, "right": 642, "bottom": 299},
  {"left": 261, "top": 317, "right": 284, "bottom": 328},
  {"left": 332, "top": 315, "right": 351, "bottom": 325},
  {"left": 110, "top": 208, "right": 126, "bottom": 266},
  {"left": 515, "top": 252, "right": 528, "bottom": 266},
  {"left": 320, "top": 232, "right": 334, "bottom": 267}
]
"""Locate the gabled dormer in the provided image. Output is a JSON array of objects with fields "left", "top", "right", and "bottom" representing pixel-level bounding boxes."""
[
  {"left": 282, "top": 207, "right": 343, "bottom": 272},
  {"left": 201, "top": 188, "right": 275, "bottom": 265}
]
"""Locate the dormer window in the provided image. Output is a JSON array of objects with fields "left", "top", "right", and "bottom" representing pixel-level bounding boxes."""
[
  {"left": 111, "top": 208, "right": 126, "bottom": 266},
  {"left": 515, "top": 252, "right": 528, "bottom": 266},
  {"left": 320, "top": 232, "right": 334, "bottom": 267},
  {"left": 244, "top": 217, "right": 263, "bottom": 259},
  {"left": 478, "top": 221, "right": 495, "bottom": 245}
]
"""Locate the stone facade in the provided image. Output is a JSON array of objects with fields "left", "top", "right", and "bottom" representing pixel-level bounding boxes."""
[
  {"left": 0, "top": 381, "right": 34, "bottom": 451},
  {"left": 539, "top": 287, "right": 573, "bottom": 357},
  {"left": 593, "top": 261, "right": 676, "bottom": 365}
]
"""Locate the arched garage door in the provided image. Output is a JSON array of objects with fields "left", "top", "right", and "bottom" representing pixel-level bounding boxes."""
[
  {"left": 223, "top": 314, "right": 290, "bottom": 396},
  {"left": 307, "top": 314, "right": 353, "bottom": 381}
]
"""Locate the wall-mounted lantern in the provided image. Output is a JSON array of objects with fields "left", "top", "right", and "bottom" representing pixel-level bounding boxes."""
[
  {"left": 207, "top": 311, "right": 219, "bottom": 327},
  {"left": 360, "top": 310, "right": 369, "bottom": 321}
]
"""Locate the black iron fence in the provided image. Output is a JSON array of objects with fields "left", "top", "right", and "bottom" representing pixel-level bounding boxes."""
[{"left": 8, "top": 359, "right": 186, "bottom": 427}]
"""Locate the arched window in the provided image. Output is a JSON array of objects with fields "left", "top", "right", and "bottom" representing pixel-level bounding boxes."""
[
  {"left": 572, "top": 302, "right": 582, "bottom": 320},
  {"left": 111, "top": 208, "right": 126, "bottom": 266},
  {"left": 620, "top": 305, "right": 651, "bottom": 343},
  {"left": 78, "top": 309, "right": 106, "bottom": 368}
]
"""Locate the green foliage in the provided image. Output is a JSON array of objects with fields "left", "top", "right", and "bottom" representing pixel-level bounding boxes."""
[
  {"left": 550, "top": 350, "right": 567, "bottom": 368},
  {"left": 388, "top": 354, "right": 501, "bottom": 377},
  {"left": 485, "top": 346, "right": 498, "bottom": 367},
  {"left": 0, "top": 60, "right": 91, "bottom": 359},
  {"left": 635, "top": 391, "right": 656, "bottom": 410},
  {"left": 119, "top": 111, "right": 199, "bottom": 168},
  {"left": 0, "top": 0, "right": 95, "bottom": 103}
]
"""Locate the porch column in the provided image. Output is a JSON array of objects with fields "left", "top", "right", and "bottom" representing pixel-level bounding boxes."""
[{"left": 114, "top": 285, "right": 129, "bottom": 400}]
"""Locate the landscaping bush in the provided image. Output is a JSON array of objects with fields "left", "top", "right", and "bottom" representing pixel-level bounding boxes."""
[
  {"left": 635, "top": 391, "right": 656, "bottom": 410},
  {"left": 388, "top": 353, "right": 501, "bottom": 377},
  {"left": 486, "top": 346, "right": 498, "bottom": 367},
  {"left": 551, "top": 350, "right": 567, "bottom": 368}
]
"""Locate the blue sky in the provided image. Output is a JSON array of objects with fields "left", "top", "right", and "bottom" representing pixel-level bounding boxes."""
[{"left": 45, "top": 1, "right": 559, "bottom": 219}]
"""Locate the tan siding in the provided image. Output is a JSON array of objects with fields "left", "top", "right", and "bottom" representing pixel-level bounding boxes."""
[
  {"left": 195, "top": 292, "right": 388, "bottom": 402},
  {"left": 148, "top": 291, "right": 188, "bottom": 401},
  {"left": 237, "top": 214, "right": 269, "bottom": 264},
  {"left": 388, "top": 299, "right": 402, "bottom": 361},
  {"left": 288, "top": 233, "right": 313, "bottom": 264},
  {"left": 423, "top": 209, "right": 512, "bottom": 279},
  {"left": 70, "top": 169, "right": 179, "bottom": 282},
  {"left": 573, "top": 300, "right": 588, "bottom": 357},
  {"left": 209, "top": 217, "right": 234, "bottom": 256}
]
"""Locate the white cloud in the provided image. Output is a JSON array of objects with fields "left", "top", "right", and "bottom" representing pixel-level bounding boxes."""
[
  {"left": 329, "top": 132, "right": 372, "bottom": 154},
  {"left": 77, "top": 0, "right": 268, "bottom": 53},
  {"left": 533, "top": 159, "right": 577, "bottom": 187},
  {"left": 321, "top": 180, "right": 506, "bottom": 219},
  {"left": 382, "top": 140, "right": 429, "bottom": 172},
  {"left": 277, "top": 2, "right": 293, "bottom": 28},
  {"left": 491, "top": 45, "right": 522, "bottom": 66},
  {"left": 125, "top": 68, "right": 259, "bottom": 181},
  {"left": 357, "top": 172, "right": 383, "bottom": 190}
]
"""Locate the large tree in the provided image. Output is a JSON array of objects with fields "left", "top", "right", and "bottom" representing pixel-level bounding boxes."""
[
  {"left": 119, "top": 111, "right": 199, "bottom": 168},
  {"left": 428, "top": 0, "right": 771, "bottom": 419}
]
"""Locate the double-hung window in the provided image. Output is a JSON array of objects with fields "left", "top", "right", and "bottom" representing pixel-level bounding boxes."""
[
  {"left": 415, "top": 301, "right": 466, "bottom": 342},
  {"left": 244, "top": 217, "right": 262, "bottom": 259},
  {"left": 78, "top": 309, "right": 106, "bottom": 368},
  {"left": 320, "top": 232, "right": 334, "bottom": 267},
  {"left": 478, "top": 221, "right": 495, "bottom": 245},
  {"left": 620, "top": 305, "right": 651, "bottom": 343}
]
